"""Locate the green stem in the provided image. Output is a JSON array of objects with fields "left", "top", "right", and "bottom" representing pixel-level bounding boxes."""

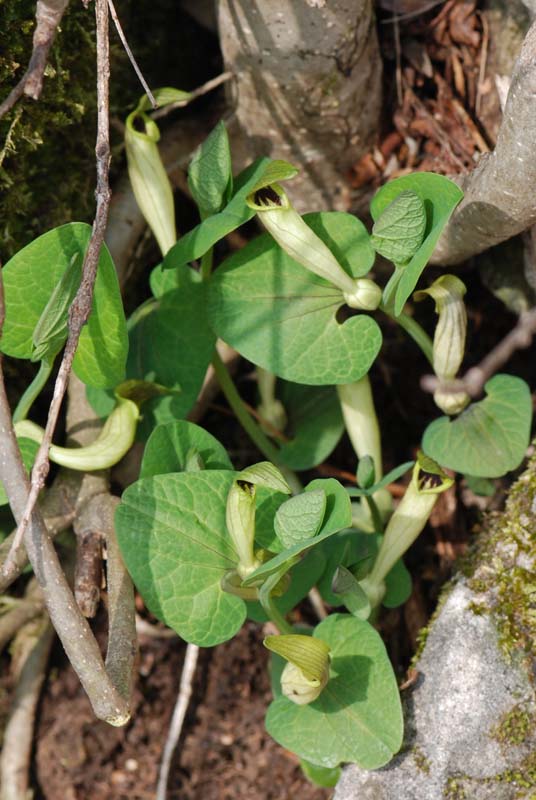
[
  {"left": 365, "top": 495, "right": 384, "bottom": 535},
  {"left": 212, "top": 351, "right": 302, "bottom": 494},
  {"left": 259, "top": 572, "right": 294, "bottom": 635},
  {"left": 12, "top": 359, "right": 54, "bottom": 423},
  {"left": 201, "top": 249, "right": 214, "bottom": 281},
  {"left": 383, "top": 306, "right": 434, "bottom": 367}
]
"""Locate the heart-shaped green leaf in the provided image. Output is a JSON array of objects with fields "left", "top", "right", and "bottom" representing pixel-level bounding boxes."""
[
  {"left": 163, "top": 158, "right": 272, "bottom": 269},
  {"left": 243, "top": 479, "right": 351, "bottom": 585},
  {"left": 126, "top": 267, "right": 216, "bottom": 438},
  {"left": 275, "top": 382, "right": 344, "bottom": 471},
  {"left": 0, "top": 223, "right": 127, "bottom": 387},
  {"left": 116, "top": 470, "right": 247, "bottom": 646},
  {"left": 188, "top": 120, "right": 233, "bottom": 219},
  {"left": 266, "top": 613, "right": 403, "bottom": 768},
  {"left": 370, "top": 173, "right": 463, "bottom": 316},
  {"left": 208, "top": 213, "right": 381, "bottom": 385},
  {"left": 422, "top": 375, "right": 532, "bottom": 478},
  {"left": 140, "top": 421, "right": 232, "bottom": 477},
  {"left": 371, "top": 190, "right": 426, "bottom": 264},
  {"left": 274, "top": 489, "right": 326, "bottom": 548}
]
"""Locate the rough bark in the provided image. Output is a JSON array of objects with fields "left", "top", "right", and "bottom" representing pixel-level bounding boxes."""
[
  {"left": 432, "top": 19, "right": 536, "bottom": 265},
  {"left": 218, "top": 0, "right": 382, "bottom": 212},
  {"left": 335, "top": 457, "right": 536, "bottom": 800}
]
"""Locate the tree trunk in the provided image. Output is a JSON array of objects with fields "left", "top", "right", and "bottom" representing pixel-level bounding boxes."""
[{"left": 218, "top": 0, "right": 382, "bottom": 212}]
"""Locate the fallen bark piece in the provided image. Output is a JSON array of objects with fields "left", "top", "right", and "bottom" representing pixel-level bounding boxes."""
[{"left": 335, "top": 455, "right": 536, "bottom": 800}]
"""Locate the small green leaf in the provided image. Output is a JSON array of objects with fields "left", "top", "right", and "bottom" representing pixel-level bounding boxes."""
[
  {"left": 243, "top": 479, "right": 351, "bottom": 586},
  {"left": 357, "top": 456, "right": 376, "bottom": 490},
  {"left": 370, "top": 173, "right": 463, "bottom": 316},
  {"left": 188, "top": 121, "right": 233, "bottom": 218},
  {"left": 162, "top": 158, "right": 272, "bottom": 269},
  {"left": 137, "top": 86, "right": 192, "bottom": 112},
  {"left": 422, "top": 375, "right": 532, "bottom": 478},
  {"left": 274, "top": 382, "right": 345, "bottom": 471},
  {"left": 274, "top": 490, "right": 326, "bottom": 548},
  {"left": 238, "top": 462, "right": 291, "bottom": 494},
  {"left": 208, "top": 212, "right": 381, "bottom": 385},
  {"left": 31, "top": 253, "right": 82, "bottom": 362},
  {"left": 116, "top": 470, "right": 251, "bottom": 646},
  {"left": 246, "top": 549, "right": 326, "bottom": 623},
  {"left": 140, "top": 421, "right": 232, "bottom": 478},
  {"left": 464, "top": 474, "right": 496, "bottom": 497},
  {"left": 331, "top": 565, "right": 371, "bottom": 619},
  {"left": 0, "top": 223, "right": 127, "bottom": 387},
  {"left": 348, "top": 460, "right": 414, "bottom": 497},
  {"left": 266, "top": 614, "right": 403, "bottom": 768},
  {"left": 300, "top": 759, "right": 341, "bottom": 788},
  {"left": 370, "top": 190, "right": 426, "bottom": 264},
  {"left": 0, "top": 438, "right": 38, "bottom": 506}
]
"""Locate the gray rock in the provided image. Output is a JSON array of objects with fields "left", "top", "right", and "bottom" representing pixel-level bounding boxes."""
[{"left": 335, "top": 462, "right": 536, "bottom": 800}]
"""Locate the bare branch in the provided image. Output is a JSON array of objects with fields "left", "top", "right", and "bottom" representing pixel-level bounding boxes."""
[
  {"left": 104, "top": 495, "right": 137, "bottom": 704},
  {"left": 0, "top": 617, "right": 55, "bottom": 800},
  {"left": 74, "top": 529, "right": 103, "bottom": 617},
  {"left": 432, "top": 21, "right": 536, "bottom": 265},
  {"left": 421, "top": 307, "right": 536, "bottom": 398},
  {"left": 156, "top": 643, "right": 200, "bottom": 800},
  {"left": 5, "top": 0, "right": 113, "bottom": 569},
  {"left": 0, "top": 0, "right": 70, "bottom": 121}
]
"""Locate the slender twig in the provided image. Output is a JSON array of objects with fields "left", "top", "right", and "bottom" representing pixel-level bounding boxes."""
[
  {"left": 151, "top": 71, "right": 233, "bottom": 120},
  {"left": 3, "top": 0, "right": 113, "bottom": 574},
  {"left": 421, "top": 307, "right": 536, "bottom": 398},
  {"left": 107, "top": 0, "right": 156, "bottom": 108},
  {"left": 0, "top": 617, "right": 55, "bottom": 800},
  {"left": 0, "top": 0, "right": 70, "bottom": 121},
  {"left": 156, "top": 643, "right": 200, "bottom": 800}
]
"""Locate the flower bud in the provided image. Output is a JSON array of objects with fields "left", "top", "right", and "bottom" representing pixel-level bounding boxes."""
[
  {"left": 225, "top": 480, "right": 259, "bottom": 578},
  {"left": 344, "top": 278, "right": 382, "bottom": 311},
  {"left": 248, "top": 185, "right": 361, "bottom": 297},
  {"left": 362, "top": 453, "right": 453, "bottom": 600},
  {"left": 264, "top": 634, "right": 331, "bottom": 706},
  {"left": 125, "top": 110, "right": 177, "bottom": 256},
  {"left": 414, "top": 275, "right": 470, "bottom": 415},
  {"left": 337, "top": 377, "right": 382, "bottom": 480}
]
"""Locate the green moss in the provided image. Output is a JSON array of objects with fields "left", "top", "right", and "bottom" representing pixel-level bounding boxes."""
[
  {"left": 443, "top": 777, "right": 466, "bottom": 799},
  {"left": 412, "top": 745, "right": 431, "bottom": 775},
  {"left": 492, "top": 704, "right": 533, "bottom": 747}
]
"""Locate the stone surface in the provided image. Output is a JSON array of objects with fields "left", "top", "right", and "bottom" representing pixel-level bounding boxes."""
[{"left": 335, "top": 459, "right": 536, "bottom": 800}]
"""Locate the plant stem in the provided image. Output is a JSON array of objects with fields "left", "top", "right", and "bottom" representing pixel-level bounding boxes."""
[
  {"left": 12, "top": 359, "right": 54, "bottom": 423},
  {"left": 259, "top": 573, "right": 294, "bottom": 635},
  {"left": 385, "top": 307, "right": 434, "bottom": 367},
  {"left": 201, "top": 249, "right": 213, "bottom": 281},
  {"left": 365, "top": 494, "right": 384, "bottom": 534},
  {"left": 212, "top": 351, "right": 302, "bottom": 494}
]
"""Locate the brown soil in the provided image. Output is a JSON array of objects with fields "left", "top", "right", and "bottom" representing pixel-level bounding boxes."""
[{"left": 35, "top": 622, "right": 330, "bottom": 800}]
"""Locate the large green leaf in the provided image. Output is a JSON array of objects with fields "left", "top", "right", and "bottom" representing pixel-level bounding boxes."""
[
  {"left": 266, "top": 614, "right": 403, "bottom": 768},
  {"left": 276, "top": 382, "right": 345, "bottom": 470},
  {"left": 243, "top": 479, "right": 351, "bottom": 585},
  {"left": 370, "top": 174, "right": 463, "bottom": 316},
  {"left": 422, "top": 374, "right": 532, "bottom": 478},
  {"left": 163, "top": 158, "right": 287, "bottom": 269},
  {"left": 115, "top": 470, "right": 246, "bottom": 646},
  {"left": 0, "top": 223, "right": 127, "bottom": 387},
  {"left": 126, "top": 265, "right": 216, "bottom": 437},
  {"left": 140, "top": 421, "right": 232, "bottom": 478},
  {"left": 208, "top": 213, "right": 382, "bottom": 385}
]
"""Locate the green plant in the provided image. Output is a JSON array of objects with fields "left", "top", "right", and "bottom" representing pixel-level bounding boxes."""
[{"left": 1, "top": 110, "right": 533, "bottom": 780}]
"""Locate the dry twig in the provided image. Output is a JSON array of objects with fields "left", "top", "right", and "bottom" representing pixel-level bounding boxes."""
[
  {"left": 0, "top": 617, "right": 55, "bottom": 800},
  {"left": 0, "top": 0, "right": 70, "bottom": 121},
  {"left": 156, "top": 643, "right": 200, "bottom": 800},
  {"left": 107, "top": 0, "right": 156, "bottom": 108}
]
